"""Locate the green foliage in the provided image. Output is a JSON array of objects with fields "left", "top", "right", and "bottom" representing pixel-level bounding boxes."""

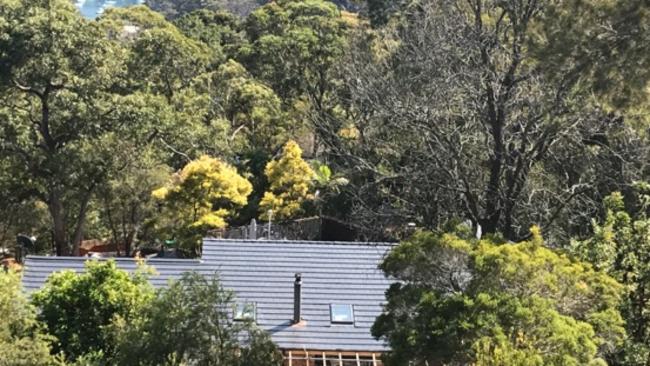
[
  {"left": 174, "top": 9, "right": 245, "bottom": 64},
  {"left": 0, "top": 270, "right": 57, "bottom": 366},
  {"left": 0, "top": 158, "right": 51, "bottom": 253},
  {"left": 128, "top": 25, "right": 211, "bottom": 101},
  {"left": 152, "top": 155, "right": 252, "bottom": 254},
  {"left": 373, "top": 230, "right": 626, "bottom": 366},
  {"left": 98, "top": 152, "right": 170, "bottom": 256},
  {"left": 98, "top": 5, "right": 172, "bottom": 33},
  {"left": 531, "top": 0, "right": 650, "bottom": 119},
  {"left": 145, "top": 0, "right": 264, "bottom": 19},
  {"left": 320, "top": 0, "right": 650, "bottom": 243},
  {"left": 572, "top": 183, "right": 650, "bottom": 364},
  {"left": 365, "top": 0, "right": 403, "bottom": 27},
  {"left": 112, "top": 272, "right": 282, "bottom": 366},
  {"left": 192, "top": 60, "right": 291, "bottom": 155},
  {"left": 241, "top": 0, "right": 349, "bottom": 103},
  {"left": 0, "top": 0, "right": 121, "bottom": 255},
  {"left": 259, "top": 140, "right": 315, "bottom": 220},
  {"left": 0, "top": 0, "right": 172, "bottom": 255},
  {"left": 31, "top": 261, "right": 154, "bottom": 361}
]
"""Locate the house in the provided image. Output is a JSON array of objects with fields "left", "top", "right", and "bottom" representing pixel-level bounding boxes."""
[{"left": 22, "top": 239, "right": 396, "bottom": 366}]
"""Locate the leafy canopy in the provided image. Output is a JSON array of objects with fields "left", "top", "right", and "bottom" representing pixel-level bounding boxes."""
[
  {"left": 373, "top": 229, "right": 625, "bottom": 366},
  {"left": 152, "top": 155, "right": 252, "bottom": 254},
  {"left": 153, "top": 155, "right": 252, "bottom": 229},
  {"left": 259, "top": 140, "right": 315, "bottom": 220},
  {"left": 31, "top": 260, "right": 154, "bottom": 361},
  {"left": 112, "top": 272, "right": 282, "bottom": 366},
  {"left": 241, "top": 0, "right": 349, "bottom": 101},
  {"left": 572, "top": 183, "right": 650, "bottom": 364},
  {"left": 0, "top": 270, "right": 57, "bottom": 366}
]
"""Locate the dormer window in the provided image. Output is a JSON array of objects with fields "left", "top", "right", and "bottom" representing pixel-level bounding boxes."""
[
  {"left": 234, "top": 302, "right": 256, "bottom": 321},
  {"left": 330, "top": 304, "right": 354, "bottom": 324}
]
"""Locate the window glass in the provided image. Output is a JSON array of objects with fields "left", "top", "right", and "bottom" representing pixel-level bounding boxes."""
[
  {"left": 330, "top": 304, "right": 354, "bottom": 324},
  {"left": 234, "top": 302, "right": 256, "bottom": 321}
]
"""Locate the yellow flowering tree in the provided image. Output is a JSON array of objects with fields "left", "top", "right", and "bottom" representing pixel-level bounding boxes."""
[
  {"left": 152, "top": 155, "right": 252, "bottom": 254},
  {"left": 259, "top": 140, "right": 315, "bottom": 220}
]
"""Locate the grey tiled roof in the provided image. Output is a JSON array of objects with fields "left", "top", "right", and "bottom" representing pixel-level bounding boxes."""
[
  {"left": 202, "top": 239, "right": 395, "bottom": 352},
  {"left": 22, "top": 256, "right": 201, "bottom": 292},
  {"left": 22, "top": 239, "right": 396, "bottom": 352}
]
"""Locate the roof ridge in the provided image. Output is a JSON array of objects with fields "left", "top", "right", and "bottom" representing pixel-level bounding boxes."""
[{"left": 24, "top": 256, "right": 202, "bottom": 264}]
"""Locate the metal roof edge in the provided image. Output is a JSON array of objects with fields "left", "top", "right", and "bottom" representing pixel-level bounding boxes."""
[
  {"left": 202, "top": 238, "right": 397, "bottom": 247},
  {"left": 24, "top": 255, "right": 202, "bottom": 264}
]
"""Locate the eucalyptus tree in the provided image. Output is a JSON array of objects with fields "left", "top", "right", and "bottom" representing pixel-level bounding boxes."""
[
  {"left": 174, "top": 9, "right": 247, "bottom": 65},
  {"left": 320, "top": 0, "right": 648, "bottom": 241},
  {"left": 240, "top": 0, "right": 350, "bottom": 155},
  {"left": 0, "top": 0, "right": 170, "bottom": 255},
  {"left": 145, "top": 0, "right": 264, "bottom": 19},
  {"left": 241, "top": 0, "right": 349, "bottom": 102},
  {"left": 532, "top": 0, "right": 650, "bottom": 115}
]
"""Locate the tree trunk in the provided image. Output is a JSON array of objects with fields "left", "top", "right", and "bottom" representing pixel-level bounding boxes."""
[
  {"left": 70, "top": 189, "right": 94, "bottom": 256},
  {"left": 48, "top": 190, "right": 68, "bottom": 256}
]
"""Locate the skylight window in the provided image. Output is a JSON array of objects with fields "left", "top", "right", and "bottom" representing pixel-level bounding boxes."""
[
  {"left": 330, "top": 304, "right": 354, "bottom": 324},
  {"left": 234, "top": 302, "right": 256, "bottom": 321}
]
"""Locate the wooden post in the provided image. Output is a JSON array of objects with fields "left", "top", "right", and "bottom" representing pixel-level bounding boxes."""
[
  {"left": 322, "top": 352, "right": 326, "bottom": 366},
  {"left": 306, "top": 351, "right": 309, "bottom": 366},
  {"left": 339, "top": 353, "right": 343, "bottom": 366},
  {"left": 288, "top": 351, "right": 293, "bottom": 366},
  {"left": 356, "top": 353, "right": 361, "bottom": 366},
  {"left": 372, "top": 353, "right": 377, "bottom": 366}
]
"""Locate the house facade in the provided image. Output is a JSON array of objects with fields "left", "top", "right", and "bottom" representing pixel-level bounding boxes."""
[{"left": 22, "top": 239, "right": 395, "bottom": 366}]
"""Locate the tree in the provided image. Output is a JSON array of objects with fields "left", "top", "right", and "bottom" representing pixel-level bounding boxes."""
[
  {"left": 241, "top": 0, "right": 349, "bottom": 99},
  {"left": 100, "top": 5, "right": 240, "bottom": 166},
  {"left": 145, "top": 0, "right": 265, "bottom": 19},
  {"left": 373, "top": 228, "right": 626, "bottom": 366},
  {"left": 112, "top": 272, "right": 283, "bottom": 366},
  {"left": 259, "top": 140, "right": 315, "bottom": 220},
  {"left": 0, "top": 159, "right": 51, "bottom": 254},
  {"left": 0, "top": 0, "right": 166, "bottom": 255},
  {"left": 0, "top": 0, "right": 116, "bottom": 256},
  {"left": 174, "top": 9, "right": 246, "bottom": 64},
  {"left": 98, "top": 4, "right": 172, "bottom": 33},
  {"left": 31, "top": 260, "right": 154, "bottom": 361},
  {"left": 192, "top": 60, "right": 291, "bottom": 155},
  {"left": 98, "top": 153, "right": 170, "bottom": 257},
  {"left": 0, "top": 270, "right": 57, "bottom": 366},
  {"left": 572, "top": 184, "right": 650, "bottom": 365},
  {"left": 152, "top": 155, "right": 252, "bottom": 254},
  {"left": 127, "top": 24, "right": 211, "bottom": 102},
  {"left": 365, "top": 0, "right": 403, "bottom": 27},
  {"left": 240, "top": 0, "right": 350, "bottom": 147},
  {"left": 321, "top": 0, "right": 645, "bottom": 242},
  {"left": 531, "top": 0, "right": 650, "bottom": 117}
]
